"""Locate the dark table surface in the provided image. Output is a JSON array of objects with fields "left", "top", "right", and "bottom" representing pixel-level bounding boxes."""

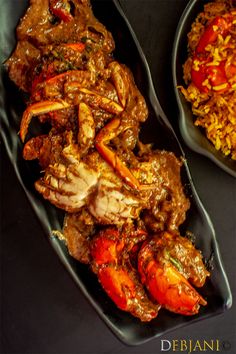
[{"left": 1, "top": 0, "right": 236, "bottom": 353}]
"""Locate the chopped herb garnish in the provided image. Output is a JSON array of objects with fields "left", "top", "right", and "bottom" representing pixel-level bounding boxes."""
[
  {"left": 169, "top": 256, "right": 183, "bottom": 272},
  {"left": 86, "top": 45, "right": 92, "bottom": 53},
  {"left": 164, "top": 249, "right": 183, "bottom": 272},
  {"left": 51, "top": 50, "right": 77, "bottom": 70}
]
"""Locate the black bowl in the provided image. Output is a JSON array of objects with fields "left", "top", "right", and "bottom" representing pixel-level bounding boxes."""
[
  {"left": 0, "top": 0, "right": 232, "bottom": 345},
  {"left": 172, "top": 0, "right": 236, "bottom": 178}
]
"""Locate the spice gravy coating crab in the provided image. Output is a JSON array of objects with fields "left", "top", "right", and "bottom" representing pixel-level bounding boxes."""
[{"left": 6, "top": 0, "right": 210, "bottom": 321}]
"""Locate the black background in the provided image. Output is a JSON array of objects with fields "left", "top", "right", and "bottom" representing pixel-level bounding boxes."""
[{"left": 1, "top": 0, "right": 236, "bottom": 353}]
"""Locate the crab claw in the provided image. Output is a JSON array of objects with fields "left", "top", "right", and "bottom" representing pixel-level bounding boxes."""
[
  {"left": 140, "top": 261, "right": 206, "bottom": 315},
  {"left": 20, "top": 100, "right": 70, "bottom": 142},
  {"left": 91, "top": 229, "right": 159, "bottom": 321},
  {"left": 138, "top": 232, "right": 209, "bottom": 315},
  {"left": 91, "top": 229, "right": 125, "bottom": 266}
]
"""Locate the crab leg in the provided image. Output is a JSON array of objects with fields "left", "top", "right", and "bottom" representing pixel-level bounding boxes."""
[
  {"left": 32, "top": 70, "right": 94, "bottom": 97},
  {"left": 109, "top": 61, "right": 130, "bottom": 107},
  {"left": 42, "top": 70, "right": 92, "bottom": 87},
  {"left": 77, "top": 102, "right": 95, "bottom": 154},
  {"left": 78, "top": 87, "right": 124, "bottom": 114},
  {"left": 20, "top": 100, "right": 70, "bottom": 142},
  {"left": 95, "top": 118, "right": 141, "bottom": 190}
]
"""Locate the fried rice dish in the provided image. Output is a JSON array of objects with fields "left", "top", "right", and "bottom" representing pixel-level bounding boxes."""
[{"left": 180, "top": 0, "right": 236, "bottom": 160}]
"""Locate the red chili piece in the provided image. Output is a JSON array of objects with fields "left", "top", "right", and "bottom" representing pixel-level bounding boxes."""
[
  {"left": 196, "top": 16, "right": 229, "bottom": 53},
  {"left": 49, "top": 0, "right": 73, "bottom": 22},
  {"left": 191, "top": 13, "right": 234, "bottom": 93}
]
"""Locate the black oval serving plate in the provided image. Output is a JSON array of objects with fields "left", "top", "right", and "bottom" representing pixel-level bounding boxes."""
[
  {"left": 0, "top": 0, "right": 232, "bottom": 345},
  {"left": 172, "top": 0, "right": 236, "bottom": 178}
]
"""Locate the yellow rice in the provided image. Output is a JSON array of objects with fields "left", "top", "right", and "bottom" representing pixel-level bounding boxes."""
[{"left": 180, "top": 0, "right": 236, "bottom": 160}]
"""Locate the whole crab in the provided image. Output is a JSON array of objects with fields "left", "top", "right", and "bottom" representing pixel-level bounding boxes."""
[{"left": 6, "top": 0, "right": 210, "bottom": 322}]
